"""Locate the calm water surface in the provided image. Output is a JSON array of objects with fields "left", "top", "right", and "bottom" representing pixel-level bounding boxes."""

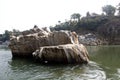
[{"left": 0, "top": 45, "right": 120, "bottom": 80}]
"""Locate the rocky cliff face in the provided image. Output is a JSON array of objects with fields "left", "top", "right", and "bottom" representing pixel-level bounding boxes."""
[{"left": 9, "top": 27, "right": 89, "bottom": 64}]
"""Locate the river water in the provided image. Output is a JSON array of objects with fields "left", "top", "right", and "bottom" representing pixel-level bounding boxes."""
[{"left": 0, "top": 45, "right": 120, "bottom": 80}]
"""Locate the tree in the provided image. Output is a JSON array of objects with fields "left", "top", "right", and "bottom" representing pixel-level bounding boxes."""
[
  {"left": 58, "top": 21, "right": 61, "bottom": 24},
  {"left": 117, "top": 3, "right": 120, "bottom": 16},
  {"left": 2, "top": 30, "right": 10, "bottom": 41},
  {"left": 12, "top": 29, "right": 21, "bottom": 36},
  {"left": 102, "top": 5, "right": 116, "bottom": 16},
  {"left": 71, "top": 13, "right": 81, "bottom": 21},
  {"left": 86, "top": 12, "right": 91, "bottom": 17},
  {"left": 91, "top": 13, "right": 99, "bottom": 17}
]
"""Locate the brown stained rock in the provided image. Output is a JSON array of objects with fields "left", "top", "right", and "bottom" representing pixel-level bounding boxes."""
[
  {"left": 33, "top": 44, "right": 89, "bottom": 64},
  {"left": 9, "top": 27, "right": 89, "bottom": 64},
  {"left": 9, "top": 28, "right": 79, "bottom": 57}
]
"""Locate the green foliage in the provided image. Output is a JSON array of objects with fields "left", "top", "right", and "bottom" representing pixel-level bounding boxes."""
[
  {"left": 71, "top": 13, "right": 81, "bottom": 21},
  {"left": 12, "top": 29, "right": 21, "bottom": 36},
  {"left": 52, "top": 4, "right": 119, "bottom": 35},
  {"left": 102, "top": 5, "right": 116, "bottom": 16},
  {"left": 0, "top": 30, "right": 11, "bottom": 42},
  {"left": 117, "top": 3, "right": 120, "bottom": 16},
  {"left": 86, "top": 12, "right": 91, "bottom": 17},
  {"left": 53, "top": 15, "right": 109, "bottom": 32},
  {"left": 97, "top": 18, "right": 120, "bottom": 44},
  {"left": 0, "top": 29, "right": 21, "bottom": 42}
]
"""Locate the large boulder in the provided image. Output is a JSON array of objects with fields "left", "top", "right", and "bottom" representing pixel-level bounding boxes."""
[
  {"left": 9, "top": 27, "right": 89, "bottom": 64},
  {"left": 48, "top": 31, "right": 79, "bottom": 45},
  {"left": 9, "top": 28, "right": 79, "bottom": 57},
  {"left": 33, "top": 44, "right": 89, "bottom": 64}
]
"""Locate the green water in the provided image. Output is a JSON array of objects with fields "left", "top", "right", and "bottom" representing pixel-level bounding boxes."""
[
  {"left": 87, "top": 45, "right": 120, "bottom": 80},
  {"left": 0, "top": 45, "right": 120, "bottom": 80}
]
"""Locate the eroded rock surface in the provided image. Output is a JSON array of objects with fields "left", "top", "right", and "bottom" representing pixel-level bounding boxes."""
[
  {"left": 9, "top": 26, "right": 89, "bottom": 64},
  {"left": 33, "top": 44, "right": 89, "bottom": 64}
]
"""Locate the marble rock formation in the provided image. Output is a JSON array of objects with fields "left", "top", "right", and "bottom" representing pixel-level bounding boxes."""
[
  {"left": 9, "top": 26, "right": 89, "bottom": 64},
  {"left": 33, "top": 44, "right": 89, "bottom": 64}
]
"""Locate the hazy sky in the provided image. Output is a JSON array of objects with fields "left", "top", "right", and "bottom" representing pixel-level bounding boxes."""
[{"left": 0, "top": 0, "right": 119, "bottom": 33}]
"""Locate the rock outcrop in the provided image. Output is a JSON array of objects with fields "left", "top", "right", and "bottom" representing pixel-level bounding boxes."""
[
  {"left": 78, "top": 33, "right": 102, "bottom": 46},
  {"left": 9, "top": 26, "right": 89, "bottom": 64},
  {"left": 33, "top": 44, "right": 89, "bottom": 64}
]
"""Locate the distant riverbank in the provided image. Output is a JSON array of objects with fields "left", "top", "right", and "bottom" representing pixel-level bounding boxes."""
[
  {"left": 0, "top": 44, "right": 8, "bottom": 47},
  {"left": 0, "top": 41, "right": 9, "bottom": 49},
  {"left": 78, "top": 33, "right": 110, "bottom": 46}
]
